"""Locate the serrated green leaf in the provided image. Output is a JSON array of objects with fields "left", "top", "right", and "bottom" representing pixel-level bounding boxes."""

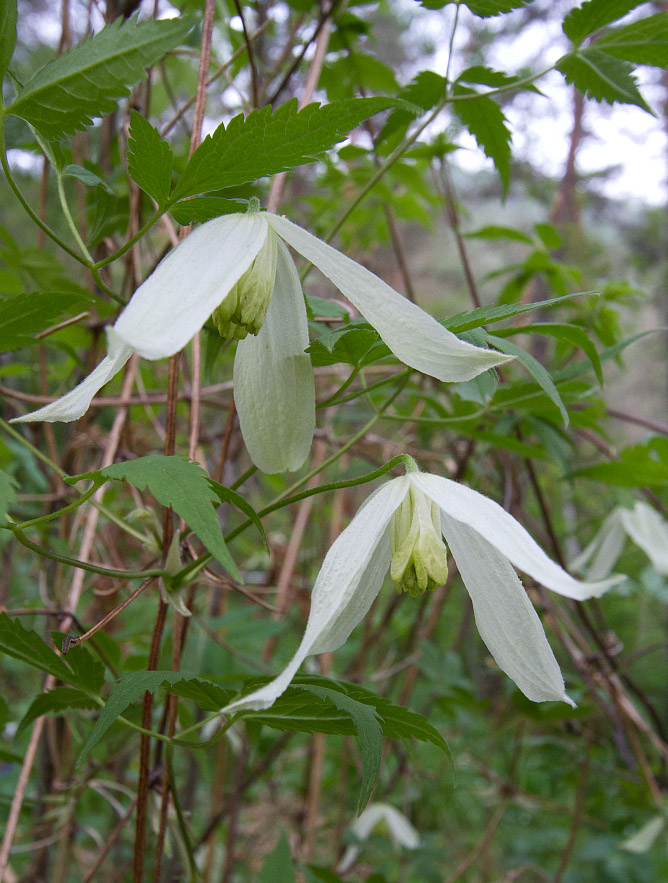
[
  {"left": 286, "top": 684, "right": 383, "bottom": 813},
  {"left": 78, "top": 670, "right": 189, "bottom": 759},
  {"left": 258, "top": 833, "right": 296, "bottom": 883},
  {"left": 485, "top": 333, "right": 569, "bottom": 425},
  {"left": 69, "top": 456, "right": 240, "bottom": 580},
  {"left": 172, "top": 97, "right": 403, "bottom": 200},
  {"left": 168, "top": 677, "right": 235, "bottom": 711},
  {"left": 0, "top": 613, "right": 74, "bottom": 683},
  {"left": 307, "top": 323, "right": 390, "bottom": 368},
  {"left": 208, "top": 480, "right": 268, "bottom": 552},
  {"left": 563, "top": 0, "right": 647, "bottom": 46},
  {"left": 0, "top": 290, "right": 90, "bottom": 351},
  {"left": 419, "top": 0, "right": 528, "bottom": 14},
  {"left": 128, "top": 110, "right": 174, "bottom": 205},
  {"left": 0, "top": 0, "right": 17, "bottom": 81},
  {"left": 457, "top": 65, "right": 541, "bottom": 93},
  {"left": 596, "top": 14, "right": 668, "bottom": 68},
  {"left": 17, "top": 687, "right": 98, "bottom": 736},
  {"left": 59, "top": 643, "right": 105, "bottom": 694},
  {"left": 557, "top": 49, "right": 653, "bottom": 112},
  {"left": 7, "top": 15, "right": 193, "bottom": 139},
  {"left": 169, "top": 196, "right": 247, "bottom": 225},
  {"left": 443, "top": 291, "right": 596, "bottom": 333},
  {"left": 375, "top": 71, "right": 444, "bottom": 145},
  {"left": 494, "top": 322, "right": 603, "bottom": 385},
  {"left": 0, "top": 469, "right": 17, "bottom": 525},
  {"left": 452, "top": 87, "right": 511, "bottom": 194}
]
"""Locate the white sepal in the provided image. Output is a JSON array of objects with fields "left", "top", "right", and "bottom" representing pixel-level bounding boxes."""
[
  {"left": 441, "top": 513, "right": 573, "bottom": 705},
  {"left": 234, "top": 239, "right": 315, "bottom": 473},
  {"left": 620, "top": 502, "right": 668, "bottom": 575},
  {"left": 267, "top": 213, "right": 514, "bottom": 382},
  {"left": 11, "top": 327, "right": 134, "bottom": 424},
  {"left": 114, "top": 213, "right": 268, "bottom": 359},
  {"left": 222, "top": 478, "right": 409, "bottom": 714},
  {"left": 410, "top": 473, "right": 622, "bottom": 599}
]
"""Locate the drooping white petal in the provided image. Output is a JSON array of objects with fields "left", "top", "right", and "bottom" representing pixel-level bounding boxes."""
[
  {"left": 267, "top": 213, "right": 513, "bottom": 382},
  {"left": 10, "top": 327, "right": 134, "bottom": 424},
  {"left": 620, "top": 502, "right": 668, "bottom": 576},
  {"left": 441, "top": 512, "right": 573, "bottom": 704},
  {"left": 339, "top": 803, "right": 419, "bottom": 873},
  {"left": 234, "top": 239, "right": 315, "bottom": 473},
  {"left": 569, "top": 510, "right": 626, "bottom": 580},
  {"left": 114, "top": 213, "right": 268, "bottom": 359},
  {"left": 411, "top": 473, "right": 622, "bottom": 599},
  {"left": 222, "top": 478, "right": 409, "bottom": 714}
]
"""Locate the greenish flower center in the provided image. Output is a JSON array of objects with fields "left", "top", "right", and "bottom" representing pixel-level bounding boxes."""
[
  {"left": 212, "top": 226, "right": 278, "bottom": 340},
  {"left": 389, "top": 486, "right": 448, "bottom": 596}
]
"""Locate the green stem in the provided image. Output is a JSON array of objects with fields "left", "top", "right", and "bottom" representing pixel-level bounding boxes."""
[
  {"left": 0, "top": 115, "right": 89, "bottom": 265},
  {"left": 12, "top": 482, "right": 101, "bottom": 530},
  {"left": 92, "top": 208, "right": 168, "bottom": 270},
  {"left": 318, "top": 368, "right": 410, "bottom": 410},
  {"left": 55, "top": 170, "right": 94, "bottom": 264},
  {"left": 9, "top": 528, "right": 166, "bottom": 581},
  {"left": 316, "top": 366, "right": 360, "bottom": 409}
]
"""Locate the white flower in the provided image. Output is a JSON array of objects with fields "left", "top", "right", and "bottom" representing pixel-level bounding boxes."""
[
  {"left": 337, "top": 802, "right": 419, "bottom": 874},
  {"left": 571, "top": 500, "right": 668, "bottom": 580},
  {"left": 222, "top": 467, "right": 622, "bottom": 714},
  {"left": 12, "top": 210, "right": 512, "bottom": 473}
]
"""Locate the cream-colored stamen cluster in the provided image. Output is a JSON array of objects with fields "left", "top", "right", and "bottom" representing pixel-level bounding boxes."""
[
  {"left": 389, "top": 485, "right": 449, "bottom": 596},
  {"left": 212, "top": 227, "right": 278, "bottom": 340}
]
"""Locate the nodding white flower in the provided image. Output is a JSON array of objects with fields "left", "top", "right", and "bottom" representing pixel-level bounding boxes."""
[
  {"left": 571, "top": 500, "right": 668, "bottom": 580},
  {"left": 12, "top": 207, "right": 512, "bottom": 473},
  {"left": 222, "top": 467, "right": 622, "bottom": 714},
  {"left": 338, "top": 803, "right": 419, "bottom": 874}
]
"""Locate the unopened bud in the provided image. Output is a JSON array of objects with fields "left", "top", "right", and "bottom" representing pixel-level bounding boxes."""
[
  {"left": 212, "top": 227, "right": 278, "bottom": 340},
  {"left": 389, "top": 486, "right": 448, "bottom": 596}
]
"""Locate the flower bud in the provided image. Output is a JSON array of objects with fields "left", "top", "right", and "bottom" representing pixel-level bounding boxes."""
[
  {"left": 212, "top": 227, "right": 278, "bottom": 340},
  {"left": 389, "top": 486, "right": 448, "bottom": 596}
]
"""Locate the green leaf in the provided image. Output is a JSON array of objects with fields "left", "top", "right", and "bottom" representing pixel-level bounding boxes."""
[
  {"left": 484, "top": 333, "right": 569, "bottom": 425},
  {"left": 286, "top": 684, "right": 383, "bottom": 813},
  {"left": 127, "top": 110, "right": 174, "bottom": 205},
  {"left": 62, "top": 164, "right": 112, "bottom": 191},
  {"left": 307, "top": 322, "right": 390, "bottom": 368},
  {"left": 79, "top": 670, "right": 189, "bottom": 759},
  {"left": 69, "top": 456, "right": 241, "bottom": 580},
  {"left": 464, "top": 224, "right": 533, "bottom": 244},
  {"left": 534, "top": 223, "right": 562, "bottom": 249},
  {"left": 563, "top": 0, "right": 648, "bottom": 46},
  {"left": 258, "top": 833, "right": 296, "bottom": 883},
  {"left": 493, "top": 322, "right": 603, "bottom": 385},
  {"left": 596, "top": 14, "right": 668, "bottom": 68},
  {"left": 169, "top": 197, "right": 246, "bottom": 225},
  {"left": 452, "top": 87, "right": 511, "bottom": 194},
  {"left": 443, "top": 291, "right": 596, "bottom": 333},
  {"left": 60, "top": 643, "right": 105, "bottom": 694},
  {"left": 0, "top": 613, "right": 74, "bottom": 683},
  {"left": 17, "top": 687, "right": 98, "bottom": 736},
  {"left": 0, "top": 468, "right": 17, "bottom": 525},
  {"left": 419, "top": 0, "right": 528, "bottom": 15},
  {"left": 168, "top": 677, "right": 235, "bottom": 711},
  {"left": 0, "top": 290, "right": 90, "bottom": 351},
  {"left": 375, "top": 71, "right": 444, "bottom": 144},
  {"left": 557, "top": 49, "right": 653, "bottom": 112},
  {"left": 457, "top": 65, "right": 540, "bottom": 93},
  {"left": 172, "top": 97, "right": 403, "bottom": 200},
  {"left": 7, "top": 15, "right": 193, "bottom": 139},
  {"left": 573, "top": 438, "right": 668, "bottom": 488},
  {"left": 0, "top": 0, "right": 17, "bottom": 81}
]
